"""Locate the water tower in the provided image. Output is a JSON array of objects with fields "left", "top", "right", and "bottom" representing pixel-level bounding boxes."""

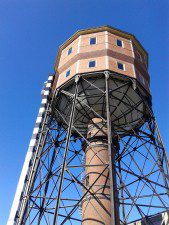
[{"left": 8, "top": 26, "right": 169, "bottom": 225}]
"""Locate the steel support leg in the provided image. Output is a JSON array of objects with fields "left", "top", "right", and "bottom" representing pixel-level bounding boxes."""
[
  {"left": 105, "top": 72, "right": 120, "bottom": 225},
  {"left": 52, "top": 77, "right": 79, "bottom": 225}
]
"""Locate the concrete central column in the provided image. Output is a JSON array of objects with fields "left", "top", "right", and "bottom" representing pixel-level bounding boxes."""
[{"left": 82, "top": 118, "right": 111, "bottom": 225}]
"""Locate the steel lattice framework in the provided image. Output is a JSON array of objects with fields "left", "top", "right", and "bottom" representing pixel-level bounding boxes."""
[{"left": 9, "top": 71, "right": 169, "bottom": 225}]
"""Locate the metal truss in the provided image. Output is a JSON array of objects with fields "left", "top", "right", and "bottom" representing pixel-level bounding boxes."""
[{"left": 12, "top": 71, "right": 169, "bottom": 225}]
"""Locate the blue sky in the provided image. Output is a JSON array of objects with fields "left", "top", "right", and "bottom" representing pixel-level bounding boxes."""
[{"left": 0, "top": 0, "right": 169, "bottom": 224}]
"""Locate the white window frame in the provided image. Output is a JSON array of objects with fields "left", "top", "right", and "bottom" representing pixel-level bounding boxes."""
[
  {"left": 89, "top": 37, "right": 97, "bottom": 45},
  {"left": 116, "top": 39, "right": 124, "bottom": 48},
  {"left": 117, "top": 62, "right": 125, "bottom": 71},
  {"left": 88, "top": 60, "right": 97, "bottom": 68}
]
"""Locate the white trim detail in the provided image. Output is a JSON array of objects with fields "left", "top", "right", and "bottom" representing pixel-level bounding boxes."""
[
  {"left": 33, "top": 127, "right": 39, "bottom": 134},
  {"left": 29, "top": 139, "right": 36, "bottom": 147},
  {"left": 123, "top": 63, "right": 126, "bottom": 71},
  {"left": 46, "top": 83, "right": 51, "bottom": 88},
  {"left": 48, "top": 75, "right": 53, "bottom": 81},
  {"left": 7, "top": 151, "right": 33, "bottom": 225},
  {"left": 105, "top": 56, "right": 109, "bottom": 69},
  {"left": 7, "top": 76, "right": 52, "bottom": 225},
  {"left": 105, "top": 31, "right": 108, "bottom": 49},
  {"left": 130, "top": 40, "right": 135, "bottom": 58},
  {"left": 132, "top": 64, "right": 136, "bottom": 78},
  {"left": 130, "top": 40, "right": 136, "bottom": 78},
  {"left": 76, "top": 60, "right": 80, "bottom": 74},
  {"left": 42, "top": 98, "right": 47, "bottom": 104},
  {"left": 39, "top": 107, "right": 45, "bottom": 113},
  {"left": 36, "top": 117, "right": 42, "bottom": 123},
  {"left": 77, "top": 35, "right": 82, "bottom": 54},
  {"left": 44, "top": 90, "right": 50, "bottom": 96}
]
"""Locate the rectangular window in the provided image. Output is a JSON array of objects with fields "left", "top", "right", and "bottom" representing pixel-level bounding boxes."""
[
  {"left": 89, "top": 60, "right": 96, "bottom": 68},
  {"left": 90, "top": 37, "right": 96, "bottom": 45},
  {"left": 68, "top": 47, "right": 72, "bottom": 55},
  {"left": 116, "top": 39, "right": 123, "bottom": 47},
  {"left": 86, "top": 175, "right": 89, "bottom": 186},
  {"left": 145, "top": 80, "right": 150, "bottom": 90},
  {"left": 137, "top": 51, "right": 142, "bottom": 61},
  {"left": 117, "top": 62, "right": 125, "bottom": 70},
  {"left": 139, "top": 74, "right": 145, "bottom": 84},
  {"left": 66, "top": 70, "right": 71, "bottom": 77}
]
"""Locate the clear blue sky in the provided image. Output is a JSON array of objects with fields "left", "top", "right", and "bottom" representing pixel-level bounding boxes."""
[{"left": 0, "top": 0, "right": 169, "bottom": 224}]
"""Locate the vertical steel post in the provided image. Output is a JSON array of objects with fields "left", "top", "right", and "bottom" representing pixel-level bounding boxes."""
[
  {"left": 149, "top": 121, "right": 169, "bottom": 195},
  {"left": 19, "top": 100, "right": 52, "bottom": 225},
  {"left": 52, "top": 76, "right": 79, "bottom": 225},
  {"left": 105, "top": 71, "right": 120, "bottom": 225},
  {"left": 154, "top": 119, "right": 169, "bottom": 173}
]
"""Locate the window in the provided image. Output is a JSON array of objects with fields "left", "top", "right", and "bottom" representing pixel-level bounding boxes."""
[
  {"left": 90, "top": 37, "right": 96, "bottom": 45},
  {"left": 89, "top": 60, "right": 96, "bottom": 68},
  {"left": 66, "top": 70, "right": 71, "bottom": 77},
  {"left": 88, "top": 131, "right": 92, "bottom": 138},
  {"left": 139, "top": 74, "right": 145, "bottom": 84},
  {"left": 137, "top": 51, "right": 142, "bottom": 62},
  {"left": 117, "top": 62, "right": 125, "bottom": 70},
  {"left": 68, "top": 47, "right": 72, "bottom": 55},
  {"left": 146, "top": 80, "right": 150, "bottom": 90},
  {"left": 116, "top": 39, "right": 123, "bottom": 47},
  {"left": 86, "top": 175, "right": 89, "bottom": 186}
]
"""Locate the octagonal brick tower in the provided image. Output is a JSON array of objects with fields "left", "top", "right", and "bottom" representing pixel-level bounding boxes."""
[
  {"left": 53, "top": 25, "right": 149, "bottom": 93},
  {"left": 52, "top": 26, "right": 150, "bottom": 225}
]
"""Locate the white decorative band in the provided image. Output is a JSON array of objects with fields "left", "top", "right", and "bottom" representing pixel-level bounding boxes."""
[{"left": 7, "top": 73, "right": 55, "bottom": 225}]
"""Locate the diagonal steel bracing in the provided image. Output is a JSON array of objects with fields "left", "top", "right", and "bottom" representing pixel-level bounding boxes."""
[{"left": 8, "top": 72, "right": 169, "bottom": 225}]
